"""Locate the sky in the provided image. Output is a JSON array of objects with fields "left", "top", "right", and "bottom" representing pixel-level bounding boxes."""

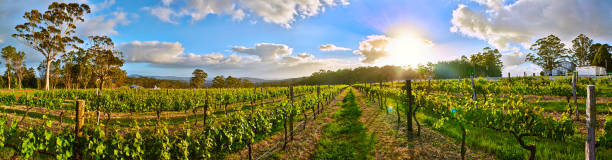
[{"left": 0, "top": 0, "right": 611, "bottom": 79}]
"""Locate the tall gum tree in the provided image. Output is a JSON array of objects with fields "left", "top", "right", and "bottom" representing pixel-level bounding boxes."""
[
  {"left": 570, "top": 34, "right": 593, "bottom": 66},
  {"left": 526, "top": 35, "right": 569, "bottom": 75},
  {"left": 88, "top": 36, "right": 125, "bottom": 90},
  {"left": 1, "top": 46, "right": 26, "bottom": 90},
  {"left": 12, "top": 2, "right": 90, "bottom": 90}
]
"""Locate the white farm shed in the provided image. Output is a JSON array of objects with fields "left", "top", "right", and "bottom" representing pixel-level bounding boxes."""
[{"left": 576, "top": 66, "right": 606, "bottom": 76}]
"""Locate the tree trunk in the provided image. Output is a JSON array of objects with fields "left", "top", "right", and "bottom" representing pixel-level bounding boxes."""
[
  {"left": 7, "top": 70, "right": 11, "bottom": 90},
  {"left": 512, "top": 132, "right": 536, "bottom": 160},
  {"left": 99, "top": 76, "right": 105, "bottom": 90},
  {"left": 17, "top": 72, "right": 22, "bottom": 90},
  {"left": 45, "top": 59, "right": 51, "bottom": 90}
]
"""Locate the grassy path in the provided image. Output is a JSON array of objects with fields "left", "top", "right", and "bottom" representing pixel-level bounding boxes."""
[
  {"left": 225, "top": 88, "right": 348, "bottom": 160},
  {"left": 352, "top": 88, "right": 494, "bottom": 159},
  {"left": 313, "top": 90, "right": 375, "bottom": 159}
]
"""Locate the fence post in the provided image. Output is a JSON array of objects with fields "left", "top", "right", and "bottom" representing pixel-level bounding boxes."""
[
  {"left": 572, "top": 73, "right": 578, "bottom": 119},
  {"left": 75, "top": 100, "right": 85, "bottom": 136},
  {"left": 405, "top": 80, "right": 413, "bottom": 134},
  {"left": 470, "top": 75, "right": 476, "bottom": 101},
  {"left": 74, "top": 100, "right": 85, "bottom": 159},
  {"left": 289, "top": 85, "right": 294, "bottom": 141},
  {"left": 585, "top": 85, "right": 596, "bottom": 160},
  {"left": 316, "top": 85, "right": 320, "bottom": 115}
]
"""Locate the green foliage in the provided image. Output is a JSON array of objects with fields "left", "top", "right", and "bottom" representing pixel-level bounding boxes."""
[
  {"left": 591, "top": 45, "right": 612, "bottom": 72},
  {"left": 190, "top": 69, "right": 207, "bottom": 88},
  {"left": 526, "top": 34, "right": 569, "bottom": 75},
  {"left": 601, "top": 116, "right": 612, "bottom": 148}
]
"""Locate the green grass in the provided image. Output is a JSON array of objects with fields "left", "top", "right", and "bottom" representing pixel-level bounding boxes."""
[
  {"left": 315, "top": 91, "right": 375, "bottom": 160},
  {"left": 534, "top": 101, "right": 612, "bottom": 114},
  {"left": 417, "top": 111, "right": 612, "bottom": 160}
]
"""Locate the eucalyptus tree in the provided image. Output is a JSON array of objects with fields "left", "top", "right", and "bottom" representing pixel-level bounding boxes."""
[
  {"left": 470, "top": 47, "right": 503, "bottom": 77},
  {"left": 1, "top": 46, "right": 26, "bottom": 89},
  {"left": 60, "top": 48, "right": 93, "bottom": 89},
  {"left": 212, "top": 75, "right": 225, "bottom": 88},
  {"left": 190, "top": 69, "right": 207, "bottom": 88},
  {"left": 526, "top": 35, "right": 569, "bottom": 75},
  {"left": 570, "top": 34, "right": 593, "bottom": 66},
  {"left": 12, "top": 2, "right": 90, "bottom": 90},
  {"left": 88, "top": 36, "right": 125, "bottom": 90}
]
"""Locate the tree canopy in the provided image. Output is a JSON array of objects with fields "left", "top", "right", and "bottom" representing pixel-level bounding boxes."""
[
  {"left": 526, "top": 35, "right": 569, "bottom": 75},
  {"left": 190, "top": 69, "right": 207, "bottom": 88},
  {"left": 12, "top": 2, "right": 90, "bottom": 90},
  {"left": 570, "top": 34, "right": 593, "bottom": 66}
]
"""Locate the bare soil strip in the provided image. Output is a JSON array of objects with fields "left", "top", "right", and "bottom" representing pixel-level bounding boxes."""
[
  {"left": 225, "top": 89, "right": 348, "bottom": 160},
  {"left": 352, "top": 88, "right": 495, "bottom": 160}
]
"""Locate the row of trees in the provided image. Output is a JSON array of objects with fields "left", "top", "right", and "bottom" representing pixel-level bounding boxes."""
[
  {"left": 211, "top": 75, "right": 254, "bottom": 88},
  {"left": 189, "top": 69, "right": 255, "bottom": 88},
  {"left": 296, "top": 46, "right": 504, "bottom": 85},
  {"left": 426, "top": 47, "right": 503, "bottom": 79},
  {"left": 5, "top": 2, "right": 126, "bottom": 90},
  {"left": 126, "top": 76, "right": 189, "bottom": 88},
  {"left": 527, "top": 34, "right": 611, "bottom": 75}
]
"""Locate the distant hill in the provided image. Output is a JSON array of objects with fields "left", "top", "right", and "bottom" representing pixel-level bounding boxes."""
[{"left": 128, "top": 74, "right": 278, "bottom": 85}]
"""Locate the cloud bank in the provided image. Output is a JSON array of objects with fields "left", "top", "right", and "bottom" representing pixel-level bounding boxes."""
[
  {"left": 143, "top": 0, "right": 350, "bottom": 28},
  {"left": 120, "top": 41, "right": 355, "bottom": 79},
  {"left": 319, "top": 44, "right": 351, "bottom": 51},
  {"left": 450, "top": 0, "right": 612, "bottom": 50},
  {"left": 353, "top": 35, "right": 390, "bottom": 64}
]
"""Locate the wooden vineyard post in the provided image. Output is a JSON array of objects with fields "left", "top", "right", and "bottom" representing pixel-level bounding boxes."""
[
  {"left": 428, "top": 79, "right": 431, "bottom": 94},
  {"left": 470, "top": 75, "right": 476, "bottom": 101},
  {"left": 289, "top": 86, "right": 294, "bottom": 141},
  {"left": 533, "top": 73, "right": 535, "bottom": 77},
  {"left": 405, "top": 80, "right": 413, "bottom": 134},
  {"left": 96, "top": 88, "right": 101, "bottom": 125},
  {"left": 75, "top": 100, "right": 85, "bottom": 159},
  {"left": 75, "top": 100, "right": 85, "bottom": 136},
  {"left": 203, "top": 90, "right": 209, "bottom": 128},
  {"left": 572, "top": 73, "right": 578, "bottom": 119},
  {"left": 317, "top": 85, "right": 321, "bottom": 114},
  {"left": 524, "top": 72, "right": 526, "bottom": 77},
  {"left": 585, "top": 85, "right": 596, "bottom": 160}
]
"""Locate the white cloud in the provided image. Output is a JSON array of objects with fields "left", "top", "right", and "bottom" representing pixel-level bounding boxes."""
[
  {"left": 120, "top": 41, "right": 184, "bottom": 63},
  {"left": 162, "top": 0, "right": 173, "bottom": 6},
  {"left": 77, "top": 11, "right": 132, "bottom": 36},
  {"left": 91, "top": 0, "right": 115, "bottom": 12},
  {"left": 450, "top": 0, "right": 612, "bottom": 50},
  {"left": 353, "top": 35, "right": 390, "bottom": 64},
  {"left": 143, "top": 7, "right": 179, "bottom": 24},
  {"left": 120, "top": 40, "right": 355, "bottom": 79},
  {"left": 232, "top": 43, "right": 292, "bottom": 62},
  {"left": 144, "top": 0, "right": 350, "bottom": 27},
  {"left": 319, "top": 44, "right": 351, "bottom": 51},
  {"left": 501, "top": 51, "right": 527, "bottom": 66}
]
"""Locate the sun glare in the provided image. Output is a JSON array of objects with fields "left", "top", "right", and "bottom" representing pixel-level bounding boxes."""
[{"left": 380, "top": 30, "right": 434, "bottom": 67}]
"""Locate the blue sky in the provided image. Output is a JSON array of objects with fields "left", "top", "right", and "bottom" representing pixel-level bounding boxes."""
[{"left": 1, "top": 0, "right": 611, "bottom": 79}]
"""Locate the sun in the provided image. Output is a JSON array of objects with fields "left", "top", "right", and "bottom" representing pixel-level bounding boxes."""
[{"left": 379, "top": 31, "right": 434, "bottom": 67}]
